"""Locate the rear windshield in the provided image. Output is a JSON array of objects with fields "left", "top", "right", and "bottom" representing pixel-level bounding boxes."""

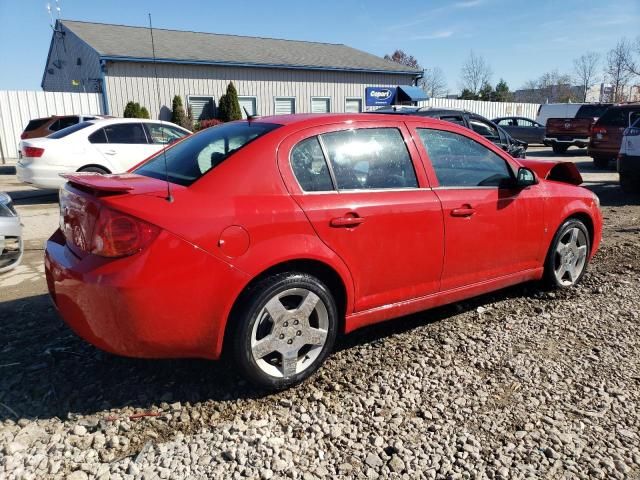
[
  {"left": 135, "top": 122, "right": 282, "bottom": 186},
  {"left": 48, "top": 122, "right": 92, "bottom": 139},
  {"left": 576, "top": 104, "right": 611, "bottom": 119},
  {"left": 24, "top": 118, "right": 50, "bottom": 132}
]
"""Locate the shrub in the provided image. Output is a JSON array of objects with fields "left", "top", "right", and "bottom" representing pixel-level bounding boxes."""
[
  {"left": 123, "top": 101, "right": 151, "bottom": 118},
  {"left": 171, "top": 95, "right": 186, "bottom": 126},
  {"left": 198, "top": 118, "right": 223, "bottom": 130}
]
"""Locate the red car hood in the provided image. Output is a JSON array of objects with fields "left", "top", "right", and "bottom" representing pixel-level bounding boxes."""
[{"left": 519, "top": 159, "right": 583, "bottom": 186}]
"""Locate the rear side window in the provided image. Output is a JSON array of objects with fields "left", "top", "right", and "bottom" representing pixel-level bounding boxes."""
[
  {"left": 576, "top": 105, "right": 611, "bottom": 119},
  {"left": 50, "top": 116, "right": 80, "bottom": 132},
  {"left": 135, "top": 122, "right": 282, "bottom": 186},
  {"left": 89, "top": 128, "right": 108, "bottom": 144},
  {"left": 48, "top": 122, "right": 92, "bottom": 139},
  {"left": 418, "top": 128, "right": 512, "bottom": 187},
  {"left": 440, "top": 115, "right": 466, "bottom": 126},
  {"left": 24, "top": 118, "right": 50, "bottom": 132},
  {"left": 597, "top": 108, "right": 630, "bottom": 127},
  {"left": 469, "top": 118, "right": 499, "bottom": 140},
  {"left": 102, "top": 123, "right": 148, "bottom": 144},
  {"left": 320, "top": 128, "right": 418, "bottom": 190},
  {"left": 290, "top": 137, "right": 334, "bottom": 192}
]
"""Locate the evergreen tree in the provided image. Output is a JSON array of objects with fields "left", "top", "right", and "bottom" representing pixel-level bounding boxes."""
[
  {"left": 123, "top": 101, "right": 141, "bottom": 118},
  {"left": 217, "top": 94, "right": 229, "bottom": 122},
  {"left": 459, "top": 88, "right": 478, "bottom": 100},
  {"left": 139, "top": 106, "right": 150, "bottom": 119},
  {"left": 225, "top": 82, "right": 242, "bottom": 121},
  {"left": 171, "top": 95, "right": 186, "bottom": 126},
  {"left": 493, "top": 79, "right": 513, "bottom": 102},
  {"left": 478, "top": 82, "right": 494, "bottom": 101}
]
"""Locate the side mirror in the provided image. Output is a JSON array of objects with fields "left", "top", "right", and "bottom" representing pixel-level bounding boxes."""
[{"left": 516, "top": 167, "right": 537, "bottom": 187}]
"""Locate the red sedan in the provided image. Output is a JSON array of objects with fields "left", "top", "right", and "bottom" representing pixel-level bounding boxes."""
[{"left": 45, "top": 114, "right": 602, "bottom": 389}]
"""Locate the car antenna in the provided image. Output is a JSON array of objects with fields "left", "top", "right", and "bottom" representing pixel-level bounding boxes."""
[
  {"left": 148, "top": 13, "right": 173, "bottom": 203},
  {"left": 243, "top": 106, "right": 259, "bottom": 122}
]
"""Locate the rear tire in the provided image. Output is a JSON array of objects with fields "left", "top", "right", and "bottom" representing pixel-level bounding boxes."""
[
  {"left": 229, "top": 272, "right": 338, "bottom": 390},
  {"left": 620, "top": 173, "right": 640, "bottom": 193},
  {"left": 552, "top": 144, "right": 569, "bottom": 154},
  {"left": 543, "top": 219, "right": 591, "bottom": 289},
  {"left": 593, "top": 157, "right": 609, "bottom": 169},
  {"left": 78, "top": 166, "right": 109, "bottom": 174}
]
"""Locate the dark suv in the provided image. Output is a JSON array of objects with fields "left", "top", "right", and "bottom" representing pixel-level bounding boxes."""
[
  {"left": 373, "top": 107, "right": 527, "bottom": 158},
  {"left": 589, "top": 104, "right": 640, "bottom": 168}
]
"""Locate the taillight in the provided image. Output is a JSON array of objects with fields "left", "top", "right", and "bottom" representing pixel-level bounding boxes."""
[
  {"left": 20, "top": 132, "right": 27, "bottom": 139},
  {"left": 624, "top": 127, "right": 640, "bottom": 137},
  {"left": 91, "top": 207, "right": 160, "bottom": 257},
  {"left": 591, "top": 126, "right": 607, "bottom": 136},
  {"left": 22, "top": 146, "right": 44, "bottom": 157}
]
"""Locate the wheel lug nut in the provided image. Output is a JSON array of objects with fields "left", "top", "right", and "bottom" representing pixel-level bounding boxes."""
[
  {"left": 296, "top": 331, "right": 302, "bottom": 336},
  {"left": 279, "top": 334, "right": 285, "bottom": 339},
  {"left": 287, "top": 339, "right": 293, "bottom": 344},
  {"left": 294, "top": 320, "right": 299, "bottom": 325}
]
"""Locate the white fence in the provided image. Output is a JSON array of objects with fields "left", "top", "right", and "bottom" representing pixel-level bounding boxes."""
[
  {"left": 417, "top": 98, "right": 540, "bottom": 121},
  {"left": 0, "top": 90, "right": 104, "bottom": 162}
]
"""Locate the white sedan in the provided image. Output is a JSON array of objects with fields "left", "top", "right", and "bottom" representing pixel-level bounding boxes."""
[
  {"left": 17, "top": 118, "right": 191, "bottom": 189},
  {"left": 0, "top": 192, "right": 22, "bottom": 273}
]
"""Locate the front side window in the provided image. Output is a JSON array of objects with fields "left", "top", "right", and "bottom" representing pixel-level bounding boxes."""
[
  {"left": 440, "top": 115, "right": 466, "bottom": 127},
  {"left": 469, "top": 118, "right": 500, "bottom": 140},
  {"left": 517, "top": 118, "right": 535, "bottom": 127},
  {"left": 320, "top": 128, "right": 418, "bottom": 190},
  {"left": 135, "top": 122, "right": 281, "bottom": 186},
  {"left": 417, "top": 128, "right": 513, "bottom": 187},
  {"left": 290, "top": 137, "right": 334, "bottom": 192},
  {"left": 146, "top": 124, "right": 188, "bottom": 145}
]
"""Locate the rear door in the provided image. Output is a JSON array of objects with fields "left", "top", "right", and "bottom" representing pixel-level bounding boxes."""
[
  {"left": 278, "top": 121, "right": 444, "bottom": 312},
  {"left": 408, "top": 122, "right": 544, "bottom": 291},
  {"left": 516, "top": 118, "right": 544, "bottom": 143},
  {"left": 89, "top": 122, "right": 151, "bottom": 172}
]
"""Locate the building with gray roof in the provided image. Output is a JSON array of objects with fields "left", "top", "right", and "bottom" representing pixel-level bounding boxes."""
[{"left": 42, "top": 20, "right": 424, "bottom": 119}]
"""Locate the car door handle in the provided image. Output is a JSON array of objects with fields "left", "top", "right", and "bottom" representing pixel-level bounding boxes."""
[
  {"left": 451, "top": 206, "right": 476, "bottom": 217},
  {"left": 104, "top": 150, "right": 117, "bottom": 155},
  {"left": 330, "top": 215, "right": 365, "bottom": 228}
]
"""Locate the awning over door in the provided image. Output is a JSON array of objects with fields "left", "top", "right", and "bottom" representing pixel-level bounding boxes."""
[{"left": 396, "top": 85, "right": 429, "bottom": 102}]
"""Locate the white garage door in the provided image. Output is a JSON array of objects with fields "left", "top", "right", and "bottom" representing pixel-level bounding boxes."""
[
  {"left": 239, "top": 97, "right": 257, "bottom": 118},
  {"left": 275, "top": 97, "right": 295, "bottom": 115},
  {"left": 345, "top": 98, "right": 362, "bottom": 113},
  {"left": 311, "top": 98, "right": 330, "bottom": 113}
]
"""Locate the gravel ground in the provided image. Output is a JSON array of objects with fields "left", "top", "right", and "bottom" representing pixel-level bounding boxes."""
[{"left": 1, "top": 158, "right": 639, "bottom": 479}]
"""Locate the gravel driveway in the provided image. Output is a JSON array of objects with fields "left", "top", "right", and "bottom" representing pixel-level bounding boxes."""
[{"left": 1, "top": 154, "right": 639, "bottom": 480}]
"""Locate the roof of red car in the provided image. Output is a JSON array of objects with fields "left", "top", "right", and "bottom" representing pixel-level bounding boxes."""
[{"left": 253, "top": 113, "right": 445, "bottom": 128}]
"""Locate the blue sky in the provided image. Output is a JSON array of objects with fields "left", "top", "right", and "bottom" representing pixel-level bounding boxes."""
[{"left": 0, "top": 0, "right": 638, "bottom": 93}]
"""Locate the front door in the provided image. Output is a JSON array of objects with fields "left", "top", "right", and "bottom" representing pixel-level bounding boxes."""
[
  {"left": 89, "top": 122, "right": 153, "bottom": 173},
  {"left": 279, "top": 122, "right": 445, "bottom": 312},
  {"left": 410, "top": 124, "right": 544, "bottom": 291}
]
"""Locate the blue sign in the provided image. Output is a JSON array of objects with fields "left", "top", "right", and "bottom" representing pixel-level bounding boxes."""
[{"left": 365, "top": 87, "right": 396, "bottom": 106}]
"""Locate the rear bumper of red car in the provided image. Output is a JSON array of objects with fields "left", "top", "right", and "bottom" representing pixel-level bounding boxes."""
[{"left": 45, "top": 229, "right": 248, "bottom": 360}]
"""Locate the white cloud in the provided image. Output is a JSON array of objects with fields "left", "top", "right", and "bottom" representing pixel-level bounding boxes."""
[
  {"left": 454, "top": 0, "right": 483, "bottom": 8},
  {"left": 412, "top": 30, "right": 455, "bottom": 40}
]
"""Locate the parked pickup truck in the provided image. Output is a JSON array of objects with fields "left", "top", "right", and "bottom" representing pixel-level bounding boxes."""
[{"left": 545, "top": 104, "right": 612, "bottom": 154}]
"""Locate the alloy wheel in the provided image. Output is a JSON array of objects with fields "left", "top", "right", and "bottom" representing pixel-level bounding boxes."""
[{"left": 553, "top": 227, "right": 588, "bottom": 286}]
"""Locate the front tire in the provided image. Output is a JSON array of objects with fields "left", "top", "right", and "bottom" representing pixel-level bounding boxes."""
[
  {"left": 544, "top": 219, "right": 591, "bottom": 289},
  {"left": 552, "top": 144, "right": 569, "bottom": 154},
  {"left": 229, "top": 272, "right": 338, "bottom": 390}
]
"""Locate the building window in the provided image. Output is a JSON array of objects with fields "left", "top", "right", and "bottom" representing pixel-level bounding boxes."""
[
  {"left": 345, "top": 98, "right": 363, "bottom": 113},
  {"left": 187, "top": 95, "right": 215, "bottom": 121},
  {"left": 311, "top": 97, "right": 330, "bottom": 113},
  {"left": 274, "top": 97, "right": 296, "bottom": 115},
  {"left": 238, "top": 96, "right": 258, "bottom": 118}
]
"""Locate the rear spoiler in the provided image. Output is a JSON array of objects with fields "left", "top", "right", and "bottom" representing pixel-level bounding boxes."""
[
  {"left": 519, "top": 159, "right": 582, "bottom": 186},
  {"left": 60, "top": 173, "right": 136, "bottom": 193}
]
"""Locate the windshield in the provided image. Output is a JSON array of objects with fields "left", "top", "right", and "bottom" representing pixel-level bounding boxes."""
[
  {"left": 47, "top": 122, "right": 92, "bottom": 139},
  {"left": 135, "top": 121, "right": 282, "bottom": 186}
]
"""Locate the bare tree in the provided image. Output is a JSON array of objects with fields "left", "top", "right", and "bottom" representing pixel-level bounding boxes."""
[
  {"left": 460, "top": 51, "right": 492, "bottom": 95},
  {"left": 573, "top": 52, "right": 600, "bottom": 102},
  {"left": 606, "top": 39, "right": 635, "bottom": 102},
  {"left": 516, "top": 70, "right": 578, "bottom": 103},
  {"left": 384, "top": 49, "right": 421, "bottom": 69},
  {"left": 421, "top": 67, "right": 448, "bottom": 98},
  {"left": 622, "top": 35, "right": 640, "bottom": 76}
]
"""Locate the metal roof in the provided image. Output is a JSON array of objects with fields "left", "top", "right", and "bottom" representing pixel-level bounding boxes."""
[{"left": 60, "top": 20, "right": 421, "bottom": 75}]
